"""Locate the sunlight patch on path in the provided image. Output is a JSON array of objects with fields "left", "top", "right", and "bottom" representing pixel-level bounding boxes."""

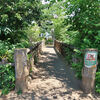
[{"left": 5, "top": 46, "right": 99, "bottom": 100}]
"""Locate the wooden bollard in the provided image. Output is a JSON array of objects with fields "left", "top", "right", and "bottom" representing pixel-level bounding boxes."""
[
  {"left": 82, "top": 48, "right": 98, "bottom": 93},
  {"left": 14, "top": 49, "right": 29, "bottom": 92}
]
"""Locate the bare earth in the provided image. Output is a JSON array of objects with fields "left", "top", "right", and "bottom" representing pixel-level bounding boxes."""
[{"left": 1, "top": 46, "right": 100, "bottom": 100}]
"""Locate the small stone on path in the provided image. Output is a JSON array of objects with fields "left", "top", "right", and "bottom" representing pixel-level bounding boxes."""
[{"left": 53, "top": 95, "right": 57, "bottom": 99}]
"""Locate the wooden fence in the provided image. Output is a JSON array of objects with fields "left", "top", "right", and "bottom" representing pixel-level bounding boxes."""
[
  {"left": 54, "top": 40, "right": 79, "bottom": 63},
  {"left": 0, "top": 41, "right": 44, "bottom": 92},
  {"left": 54, "top": 40, "right": 98, "bottom": 93}
]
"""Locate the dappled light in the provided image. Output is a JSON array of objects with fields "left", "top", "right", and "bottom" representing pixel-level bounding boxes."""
[
  {"left": 0, "top": 0, "right": 100, "bottom": 100},
  {"left": 4, "top": 46, "right": 98, "bottom": 100}
]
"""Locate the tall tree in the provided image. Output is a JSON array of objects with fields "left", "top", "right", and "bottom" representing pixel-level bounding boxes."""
[{"left": 0, "top": 0, "right": 42, "bottom": 43}]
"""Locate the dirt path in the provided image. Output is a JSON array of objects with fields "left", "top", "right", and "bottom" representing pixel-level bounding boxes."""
[{"left": 4, "top": 46, "right": 99, "bottom": 100}]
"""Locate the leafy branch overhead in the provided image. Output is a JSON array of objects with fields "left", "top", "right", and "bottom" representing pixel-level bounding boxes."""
[{"left": 0, "top": 0, "right": 42, "bottom": 43}]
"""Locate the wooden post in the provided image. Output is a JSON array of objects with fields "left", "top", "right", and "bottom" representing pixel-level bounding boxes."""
[
  {"left": 82, "top": 48, "right": 98, "bottom": 93},
  {"left": 14, "top": 49, "right": 29, "bottom": 92}
]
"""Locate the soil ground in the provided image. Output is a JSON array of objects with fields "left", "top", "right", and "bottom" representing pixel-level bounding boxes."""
[{"left": 0, "top": 46, "right": 100, "bottom": 100}]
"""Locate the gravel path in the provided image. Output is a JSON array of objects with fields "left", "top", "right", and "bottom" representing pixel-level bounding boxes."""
[{"left": 2, "top": 46, "right": 99, "bottom": 100}]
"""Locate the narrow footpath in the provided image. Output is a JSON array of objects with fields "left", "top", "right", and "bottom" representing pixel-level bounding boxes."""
[{"left": 5, "top": 46, "right": 99, "bottom": 100}]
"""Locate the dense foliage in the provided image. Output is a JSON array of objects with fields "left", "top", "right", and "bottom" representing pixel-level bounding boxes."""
[
  {"left": 0, "top": 0, "right": 42, "bottom": 95},
  {"left": 0, "top": 0, "right": 42, "bottom": 43},
  {"left": 65, "top": 0, "right": 100, "bottom": 93},
  {"left": 0, "top": 64, "right": 15, "bottom": 95},
  {"left": 43, "top": 0, "right": 100, "bottom": 93}
]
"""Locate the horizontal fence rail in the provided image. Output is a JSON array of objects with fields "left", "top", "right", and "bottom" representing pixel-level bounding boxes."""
[
  {"left": 54, "top": 40, "right": 98, "bottom": 93},
  {"left": 0, "top": 41, "right": 44, "bottom": 92}
]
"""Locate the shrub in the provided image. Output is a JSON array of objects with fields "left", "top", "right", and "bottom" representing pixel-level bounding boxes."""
[
  {"left": 45, "top": 39, "right": 53, "bottom": 45},
  {"left": 95, "top": 71, "right": 100, "bottom": 93},
  {"left": 0, "top": 64, "right": 15, "bottom": 95}
]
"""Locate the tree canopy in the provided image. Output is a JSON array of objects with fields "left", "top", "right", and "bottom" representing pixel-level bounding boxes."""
[{"left": 0, "top": 0, "right": 42, "bottom": 43}]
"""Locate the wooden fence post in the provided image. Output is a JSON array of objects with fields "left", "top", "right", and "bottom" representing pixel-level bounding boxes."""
[
  {"left": 14, "top": 49, "right": 29, "bottom": 92},
  {"left": 82, "top": 48, "right": 98, "bottom": 93}
]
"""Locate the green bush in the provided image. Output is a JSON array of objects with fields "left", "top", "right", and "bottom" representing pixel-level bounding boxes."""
[
  {"left": 65, "top": 48, "right": 73, "bottom": 63},
  {"left": 0, "top": 64, "right": 15, "bottom": 95},
  {"left": 0, "top": 0, "right": 43, "bottom": 95},
  {"left": 65, "top": 47, "right": 84, "bottom": 79},
  {"left": 96, "top": 72, "right": 100, "bottom": 93},
  {"left": 0, "top": 40, "right": 31, "bottom": 95},
  {"left": 71, "top": 62, "right": 83, "bottom": 79},
  {"left": 0, "top": 40, "right": 31, "bottom": 63},
  {"left": 0, "top": 41, "right": 14, "bottom": 62},
  {"left": 45, "top": 39, "right": 53, "bottom": 45}
]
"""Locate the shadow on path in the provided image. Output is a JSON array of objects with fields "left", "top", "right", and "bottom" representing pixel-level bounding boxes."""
[
  {"left": 38, "top": 46, "right": 81, "bottom": 91},
  {"left": 5, "top": 46, "right": 99, "bottom": 100}
]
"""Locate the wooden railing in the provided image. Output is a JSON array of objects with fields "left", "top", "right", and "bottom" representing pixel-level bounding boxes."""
[
  {"left": 54, "top": 40, "right": 74, "bottom": 55},
  {"left": 0, "top": 41, "right": 44, "bottom": 92},
  {"left": 14, "top": 41, "right": 43, "bottom": 92},
  {"left": 54, "top": 40, "right": 98, "bottom": 93}
]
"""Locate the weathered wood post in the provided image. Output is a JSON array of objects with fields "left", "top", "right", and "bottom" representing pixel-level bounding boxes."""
[
  {"left": 14, "top": 49, "right": 29, "bottom": 92},
  {"left": 82, "top": 48, "right": 98, "bottom": 93}
]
